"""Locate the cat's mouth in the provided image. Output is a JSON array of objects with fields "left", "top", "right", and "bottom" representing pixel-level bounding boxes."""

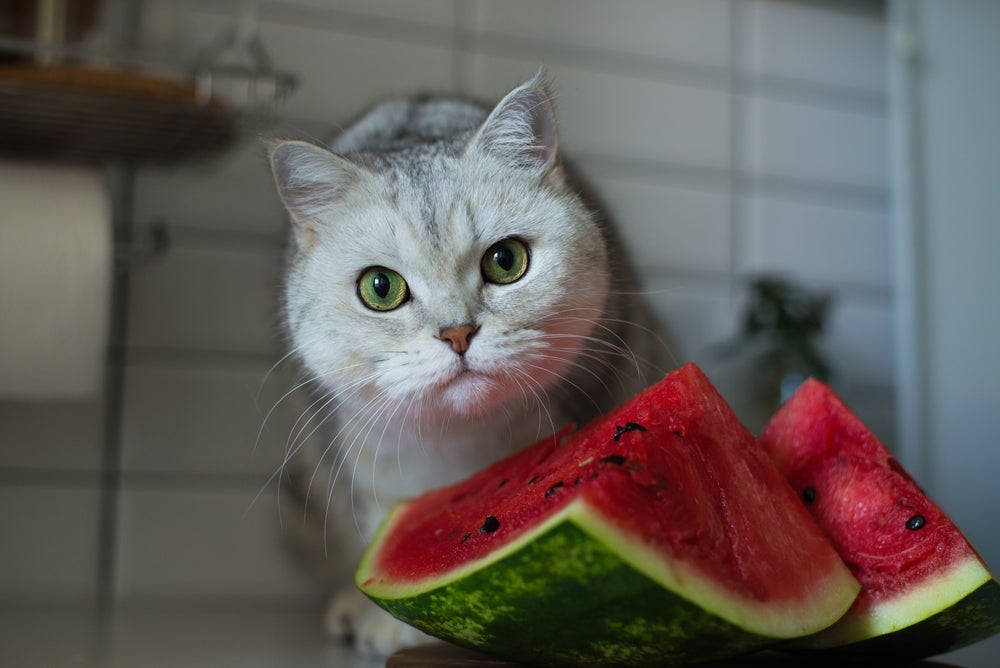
[
  {"left": 437, "top": 360, "right": 485, "bottom": 388},
  {"left": 433, "top": 361, "right": 505, "bottom": 413}
]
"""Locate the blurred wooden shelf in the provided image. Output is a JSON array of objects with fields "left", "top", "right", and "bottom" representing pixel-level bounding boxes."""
[{"left": 0, "top": 63, "right": 236, "bottom": 164}]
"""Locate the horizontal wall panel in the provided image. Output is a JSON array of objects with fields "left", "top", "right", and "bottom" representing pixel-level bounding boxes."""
[
  {"left": 0, "top": 399, "right": 104, "bottom": 472},
  {"left": 126, "top": 245, "right": 283, "bottom": 355},
  {"left": 0, "top": 485, "right": 100, "bottom": 599},
  {"left": 581, "top": 168, "right": 732, "bottom": 275},
  {"left": 244, "top": 15, "right": 455, "bottom": 123},
  {"left": 105, "top": 607, "right": 330, "bottom": 668},
  {"left": 741, "top": 0, "right": 887, "bottom": 95},
  {"left": 272, "top": 0, "right": 458, "bottom": 29},
  {"left": 115, "top": 487, "right": 319, "bottom": 600},
  {"left": 471, "top": 0, "right": 730, "bottom": 69},
  {"left": 135, "top": 141, "right": 290, "bottom": 237},
  {"left": 740, "top": 96, "right": 888, "bottom": 191},
  {"left": 739, "top": 196, "right": 891, "bottom": 288}
]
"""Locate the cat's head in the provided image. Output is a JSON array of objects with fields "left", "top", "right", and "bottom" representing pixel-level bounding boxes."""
[{"left": 269, "top": 74, "right": 610, "bottom": 423}]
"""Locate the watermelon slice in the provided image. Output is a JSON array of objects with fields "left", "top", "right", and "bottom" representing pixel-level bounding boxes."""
[
  {"left": 759, "top": 378, "right": 1000, "bottom": 660},
  {"left": 357, "top": 364, "right": 860, "bottom": 666}
]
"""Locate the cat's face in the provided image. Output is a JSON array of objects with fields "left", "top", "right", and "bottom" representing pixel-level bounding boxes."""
[{"left": 272, "top": 77, "right": 610, "bottom": 424}]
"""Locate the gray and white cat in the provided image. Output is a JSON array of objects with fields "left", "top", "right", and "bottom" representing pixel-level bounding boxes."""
[{"left": 268, "top": 72, "right": 671, "bottom": 654}]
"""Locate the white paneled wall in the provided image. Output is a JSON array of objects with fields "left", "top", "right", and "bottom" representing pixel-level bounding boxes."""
[{"left": 0, "top": 0, "right": 890, "bottom": 603}]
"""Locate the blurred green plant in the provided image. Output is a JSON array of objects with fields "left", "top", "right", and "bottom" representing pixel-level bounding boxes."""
[{"left": 712, "top": 277, "right": 833, "bottom": 421}]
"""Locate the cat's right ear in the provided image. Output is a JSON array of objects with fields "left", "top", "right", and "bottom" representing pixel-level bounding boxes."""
[
  {"left": 468, "top": 70, "right": 559, "bottom": 176},
  {"left": 268, "top": 140, "right": 362, "bottom": 247}
]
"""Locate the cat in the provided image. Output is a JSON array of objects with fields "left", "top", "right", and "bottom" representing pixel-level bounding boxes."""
[{"left": 267, "top": 71, "right": 672, "bottom": 655}]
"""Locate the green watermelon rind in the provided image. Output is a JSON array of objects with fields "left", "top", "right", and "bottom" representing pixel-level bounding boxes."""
[
  {"left": 357, "top": 498, "right": 860, "bottom": 666},
  {"left": 790, "top": 553, "right": 1000, "bottom": 656}
]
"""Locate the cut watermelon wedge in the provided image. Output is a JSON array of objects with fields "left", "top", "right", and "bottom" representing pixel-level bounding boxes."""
[
  {"left": 357, "top": 364, "right": 859, "bottom": 666},
  {"left": 759, "top": 378, "right": 1000, "bottom": 661}
]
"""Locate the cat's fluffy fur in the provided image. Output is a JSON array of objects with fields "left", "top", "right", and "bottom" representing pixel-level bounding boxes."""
[{"left": 268, "top": 72, "right": 670, "bottom": 654}]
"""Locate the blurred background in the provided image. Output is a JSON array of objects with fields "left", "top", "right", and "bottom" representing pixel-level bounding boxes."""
[{"left": 0, "top": 1, "right": 997, "bottom": 666}]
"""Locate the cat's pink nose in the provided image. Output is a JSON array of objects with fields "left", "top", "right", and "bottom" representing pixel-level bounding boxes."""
[{"left": 438, "top": 324, "right": 479, "bottom": 355}]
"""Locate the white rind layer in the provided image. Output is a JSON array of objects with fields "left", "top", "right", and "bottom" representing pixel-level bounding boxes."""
[{"left": 798, "top": 552, "right": 993, "bottom": 647}]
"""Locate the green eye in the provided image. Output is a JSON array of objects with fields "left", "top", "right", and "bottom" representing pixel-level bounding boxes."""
[
  {"left": 357, "top": 266, "right": 410, "bottom": 311},
  {"left": 482, "top": 238, "right": 530, "bottom": 285}
]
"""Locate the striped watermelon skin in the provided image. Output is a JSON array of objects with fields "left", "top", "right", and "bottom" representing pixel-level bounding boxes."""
[
  {"left": 367, "top": 505, "right": 770, "bottom": 666},
  {"left": 759, "top": 378, "right": 1000, "bottom": 661},
  {"left": 357, "top": 364, "right": 859, "bottom": 666}
]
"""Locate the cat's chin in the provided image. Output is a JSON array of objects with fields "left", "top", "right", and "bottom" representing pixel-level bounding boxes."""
[{"left": 434, "top": 369, "right": 509, "bottom": 417}]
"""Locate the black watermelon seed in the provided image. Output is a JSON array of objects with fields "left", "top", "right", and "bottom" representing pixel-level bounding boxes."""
[
  {"left": 612, "top": 422, "right": 647, "bottom": 441},
  {"left": 545, "top": 481, "right": 564, "bottom": 498},
  {"left": 599, "top": 455, "right": 627, "bottom": 466},
  {"left": 802, "top": 487, "right": 817, "bottom": 504},
  {"left": 498, "top": 479, "right": 508, "bottom": 489},
  {"left": 573, "top": 476, "right": 582, "bottom": 486},
  {"left": 481, "top": 516, "right": 500, "bottom": 534},
  {"left": 528, "top": 476, "right": 540, "bottom": 485},
  {"left": 673, "top": 430, "right": 682, "bottom": 437},
  {"left": 906, "top": 514, "right": 926, "bottom": 531},
  {"left": 461, "top": 532, "right": 471, "bottom": 544}
]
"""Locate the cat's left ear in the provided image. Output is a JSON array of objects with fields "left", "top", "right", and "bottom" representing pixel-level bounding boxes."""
[{"left": 468, "top": 70, "right": 559, "bottom": 175}]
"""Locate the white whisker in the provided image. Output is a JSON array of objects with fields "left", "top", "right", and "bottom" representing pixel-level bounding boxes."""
[
  {"left": 521, "top": 359, "right": 604, "bottom": 418},
  {"left": 317, "top": 387, "right": 393, "bottom": 553},
  {"left": 254, "top": 347, "right": 300, "bottom": 413},
  {"left": 252, "top": 361, "right": 368, "bottom": 457},
  {"left": 502, "top": 365, "right": 557, "bottom": 442},
  {"left": 347, "top": 389, "right": 402, "bottom": 536},
  {"left": 365, "top": 390, "right": 409, "bottom": 513},
  {"left": 546, "top": 314, "right": 642, "bottom": 380},
  {"left": 248, "top": 368, "right": 380, "bottom": 531}
]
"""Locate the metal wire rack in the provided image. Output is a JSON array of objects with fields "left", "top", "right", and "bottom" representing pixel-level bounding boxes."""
[{"left": 0, "top": 2, "right": 297, "bottom": 164}]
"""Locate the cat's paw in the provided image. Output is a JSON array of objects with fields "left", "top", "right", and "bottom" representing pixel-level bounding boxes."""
[{"left": 324, "top": 587, "right": 432, "bottom": 656}]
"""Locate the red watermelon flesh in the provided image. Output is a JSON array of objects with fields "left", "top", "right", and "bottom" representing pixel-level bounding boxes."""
[
  {"left": 359, "top": 364, "right": 860, "bottom": 662},
  {"left": 759, "top": 378, "right": 1000, "bottom": 657}
]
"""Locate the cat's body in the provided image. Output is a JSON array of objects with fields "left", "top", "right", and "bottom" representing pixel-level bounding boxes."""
[{"left": 268, "top": 73, "right": 671, "bottom": 654}]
